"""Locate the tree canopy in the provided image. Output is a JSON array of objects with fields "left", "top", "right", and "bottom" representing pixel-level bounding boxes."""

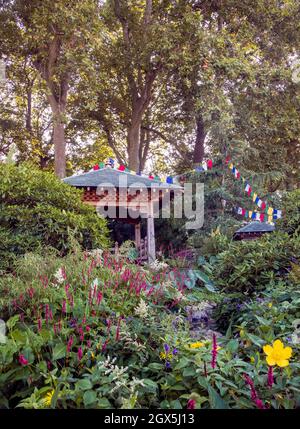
[{"left": 0, "top": 0, "right": 299, "bottom": 191}]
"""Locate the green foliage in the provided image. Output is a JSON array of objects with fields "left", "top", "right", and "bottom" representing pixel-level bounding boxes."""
[
  {"left": 0, "top": 163, "right": 109, "bottom": 270},
  {"left": 212, "top": 232, "right": 300, "bottom": 294},
  {"left": 277, "top": 189, "right": 300, "bottom": 236},
  {"left": 0, "top": 247, "right": 299, "bottom": 409}
]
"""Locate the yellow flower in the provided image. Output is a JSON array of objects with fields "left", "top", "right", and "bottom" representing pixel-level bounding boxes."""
[
  {"left": 159, "top": 351, "right": 173, "bottom": 360},
  {"left": 263, "top": 339, "right": 292, "bottom": 367},
  {"left": 250, "top": 356, "right": 255, "bottom": 363},
  {"left": 190, "top": 342, "right": 204, "bottom": 349},
  {"left": 43, "top": 389, "right": 54, "bottom": 407},
  {"left": 91, "top": 352, "right": 95, "bottom": 360},
  {"left": 268, "top": 302, "right": 273, "bottom": 308}
]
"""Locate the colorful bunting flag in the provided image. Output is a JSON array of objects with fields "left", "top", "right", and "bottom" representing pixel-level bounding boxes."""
[
  {"left": 227, "top": 157, "right": 281, "bottom": 216},
  {"left": 90, "top": 157, "right": 282, "bottom": 221}
]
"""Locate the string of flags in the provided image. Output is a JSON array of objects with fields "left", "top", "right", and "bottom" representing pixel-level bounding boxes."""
[
  {"left": 92, "top": 158, "right": 213, "bottom": 185},
  {"left": 235, "top": 207, "right": 280, "bottom": 223},
  {"left": 91, "top": 156, "right": 282, "bottom": 223},
  {"left": 225, "top": 156, "right": 282, "bottom": 220}
]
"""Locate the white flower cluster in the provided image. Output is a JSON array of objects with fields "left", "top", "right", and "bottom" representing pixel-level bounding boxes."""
[
  {"left": 149, "top": 259, "right": 169, "bottom": 272},
  {"left": 88, "top": 248, "right": 103, "bottom": 261},
  {"left": 90, "top": 278, "right": 99, "bottom": 295},
  {"left": 120, "top": 329, "right": 146, "bottom": 352},
  {"left": 53, "top": 267, "right": 65, "bottom": 287},
  {"left": 134, "top": 299, "right": 149, "bottom": 319},
  {"left": 98, "top": 355, "right": 128, "bottom": 381}
]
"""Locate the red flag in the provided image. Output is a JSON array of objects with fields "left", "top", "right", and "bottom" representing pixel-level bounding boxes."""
[
  {"left": 260, "top": 213, "right": 265, "bottom": 222},
  {"left": 261, "top": 201, "right": 266, "bottom": 211},
  {"left": 93, "top": 164, "right": 99, "bottom": 170},
  {"left": 225, "top": 156, "right": 231, "bottom": 164},
  {"left": 118, "top": 165, "right": 125, "bottom": 171}
]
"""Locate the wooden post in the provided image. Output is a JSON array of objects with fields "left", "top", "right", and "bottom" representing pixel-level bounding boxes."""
[
  {"left": 147, "top": 202, "right": 156, "bottom": 263},
  {"left": 135, "top": 223, "right": 141, "bottom": 250}
]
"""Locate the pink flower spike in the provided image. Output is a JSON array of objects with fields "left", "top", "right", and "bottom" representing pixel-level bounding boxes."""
[
  {"left": 211, "top": 333, "right": 218, "bottom": 369},
  {"left": 267, "top": 366, "right": 274, "bottom": 388},
  {"left": 78, "top": 347, "right": 83, "bottom": 361},
  {"left": 67, "top": 335, "right": 74, "bottom": 353},
  {"left": 187, "top": 399, "right": 196, "bottom": 409},
  {"left": 96, "top": 291, "right": 103, "bottom": 305},
  {"left": 19, "top": 354, "right": 29, "bottom": 366},
  {"left": 254, "top": 399, "right": 265, "bottom": 409}
]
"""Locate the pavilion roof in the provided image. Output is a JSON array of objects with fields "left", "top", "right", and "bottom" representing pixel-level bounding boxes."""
[
  {"left": 63, "top": 167, "right": 182, "bottom": 189},
  {"left": 234, "top": 221, "right": 275, "bottom": 234}
]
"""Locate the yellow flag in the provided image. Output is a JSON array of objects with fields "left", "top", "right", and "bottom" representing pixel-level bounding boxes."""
[
  {"left": 267, "top": 207, "right": 274, "bottom": 215},
  {"left": 252, "top": 193, "right": 257, "bottom": 202},
  {"left": 229, "top": 163, "right": 233, "bottom": 169},
  {"left": 268, "top": 215, "right": 273, "bottom": 223},
  {"left": 249, "top": 211, "right": 253, "bottom": 218}
]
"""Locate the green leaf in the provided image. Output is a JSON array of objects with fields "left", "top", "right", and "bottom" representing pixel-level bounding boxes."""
[
  {"left": 142, "top": 379, "right": 158, "bottom": 392},
  {"left": 226, "top": 339, "right": 239, "bottom": 353},
  {"left": 98, "top": 398, "right": 112, "bottom": 408},
  {"left": 183, "top": 367, "right": 195, "bottom": 377},
  {"left": 52, "top": 343, "right": 66, "bottom": 360},
  {"left": 246, "top": 333, "right": 265, "bottom": 347},
  {"left": 208, "top": 385, "right": 230, "bottom": 409},
  {"left": 6, "top": 315, "right": 19, "bottom": 331},
  {"left": 194, "top": 270, "right": 216, "bottom": 292},
  {"left": 147, "top": 363, "right": 164, "bottom": 371},
  {"left": 170, "top": 399, "right": 182, "bottom": 409},
  {"left": 169, "top": 384, "right": 187, "bottom": 391},
  {"left": 76, "top": 379, "right": 93, "bottom": 390},
  {"left": 83, "top": 390, "right": 97, "bottom": 406},
  {"left": 174, "top": 357, "right": 191, "bottom": 370}
]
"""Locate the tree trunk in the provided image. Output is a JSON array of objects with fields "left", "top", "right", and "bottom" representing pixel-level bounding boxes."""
[
  {"left": 53, "top": 119, "right": 66, "bottom": 178},
  {"left": 193, "top": 115, "right": 206, "bottom": 165},
  {"left": 26, "top": 89, "right": 32, "bottom": 133},
  {"left": 47, "top": 92, "right": 67, "bottom": 178},
  {"left": 128, "top": 111, "right": 142, "bottom": 171}
]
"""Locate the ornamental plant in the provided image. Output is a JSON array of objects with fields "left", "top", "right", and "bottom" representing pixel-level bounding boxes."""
[{"left": 0, "top": 163, "right": 110, "bottom": 271}]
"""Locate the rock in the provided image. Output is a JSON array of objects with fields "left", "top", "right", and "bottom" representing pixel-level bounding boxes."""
[{"left": 185, "top": 302, "right": 222, "bottom": 339}]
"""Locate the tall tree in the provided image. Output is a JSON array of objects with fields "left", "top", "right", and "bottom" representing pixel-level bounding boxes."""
[{"left": 0, "top": 0, "right": 101, "bottom": 177}]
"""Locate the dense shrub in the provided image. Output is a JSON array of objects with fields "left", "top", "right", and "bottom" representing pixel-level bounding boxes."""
[
  {"left": 212, "top": 232, "right": 300, "bottom": 294},
  {"left": 0, "top": 163, "right": 109, "bottom": 270},
  {"left": 277, "top": 189, "right": 300, "bottom": 236}
]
